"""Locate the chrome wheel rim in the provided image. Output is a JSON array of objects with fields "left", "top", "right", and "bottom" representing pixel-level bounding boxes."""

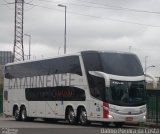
[
  {"left": 68, "top": 110, "right": 75, "bottom": 123},
  {"left": 21, "top": 109, "right": 27, "bottom": 120},
  {"left": 80, "top": 111, "right": 87, "bottom": 124},
  {"left": 15, "top": 109, "right": 19, "bottom": 120}
]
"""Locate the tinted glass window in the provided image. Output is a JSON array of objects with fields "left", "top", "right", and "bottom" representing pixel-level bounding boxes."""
[
  {"left": 5, "top": 56, "right": 82, "bottom": 79},
  {"left": 81, "top": 52, "right": 102, "bottom": 72},
  {"left": 101, "top": 53, "right": 144, "bottom": 76},
  {"left": 110, "top": 80, "right": 146, "bottom": 106},
  {"left": 88, "top": 75, "right": 105, "bottom": 101},
  {"left": 25, "top": 86, "right": 86, "bottom": 101},
  {"left": 81, "top": 52, "right": 105, "bottom": 100}
]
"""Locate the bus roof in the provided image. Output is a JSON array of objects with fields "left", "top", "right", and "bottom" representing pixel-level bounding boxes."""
[{"left": 5, "top": 50, "right": 136, "bottom": 66}]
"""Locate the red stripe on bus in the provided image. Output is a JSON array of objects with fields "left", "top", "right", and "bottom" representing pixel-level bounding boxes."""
[{"left": 103, "top": 102, "right": 109, "bottom": 118}]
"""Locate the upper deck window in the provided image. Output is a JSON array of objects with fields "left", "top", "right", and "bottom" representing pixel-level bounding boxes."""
[
  {"left": 5, "top": 56, "right": 82, "bottom": 79},
  {"left": 100, "top": 53, "right": 144, "bottom": 76},
  {"left": 82, "top": 51, "right": 144, "bottom": 76}
]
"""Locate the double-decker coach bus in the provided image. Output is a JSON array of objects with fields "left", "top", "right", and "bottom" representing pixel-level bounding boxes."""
[{"left": 3, "top": 51, "right": 146, "bottom": 126}]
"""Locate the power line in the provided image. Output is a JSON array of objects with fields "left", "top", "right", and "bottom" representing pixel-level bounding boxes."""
[
  {"left": 24, "top": 0, "right": 36, "bottom": 12},
  {"left": 38, "top": 0, "right": 123, "bottom": 10},
  {"left": 71, "top": 0, "right": 160, "bottom": 15},
  {"left": 25, "top": 2, "right": 62, "bottom": 11},
  {"left": 25, "top": 2, "right": 160, "bottom": 28},
  {"left": 1, "top": 0, "right": 14, "bottom": 10},
  {"left": 0, "top": 2, "right": 14, "bottom": 5},
  {"left": 38, "top": 0, "right": 160, "bottom": 15}
]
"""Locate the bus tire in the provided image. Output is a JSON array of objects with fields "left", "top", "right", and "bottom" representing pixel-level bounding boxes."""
[
  {"left": 20, "top": 106, "right": 27, "bottom": 121},
  {"left": 67, "top": 107, "right": 76, "bottom": 125},
  {"left": 79, "top": 107, "right": 89, "bottom": 125},
  {"left": 14, "top": 107, "right": 21, "bottom": 121}
]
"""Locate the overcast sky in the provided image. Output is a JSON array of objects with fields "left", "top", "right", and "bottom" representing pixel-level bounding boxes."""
[{"left": 0, "top": 0, "right": 160, "bottom": 76}]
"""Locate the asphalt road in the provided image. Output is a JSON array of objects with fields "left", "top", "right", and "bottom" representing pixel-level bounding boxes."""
[{"left": 0, "top": 118, "right": 158, "bottom": 134}]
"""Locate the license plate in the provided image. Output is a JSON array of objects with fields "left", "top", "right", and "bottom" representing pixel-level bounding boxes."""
[{"left": 126, "top": 117, "right": 133, "bottom": 122}]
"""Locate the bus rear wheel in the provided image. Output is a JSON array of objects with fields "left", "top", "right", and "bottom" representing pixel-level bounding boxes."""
[
  {"left": 14, "top": 108, "right": 20, "bottom": 121},
  {"left": 20, "top": 107, "right": 27, "bottom": 121},
  {"left": 79, "top": 107, "right": 89, "bottom": 125},
  {"left": 67, "top": 108, "right": 76, "bottom": 125}
]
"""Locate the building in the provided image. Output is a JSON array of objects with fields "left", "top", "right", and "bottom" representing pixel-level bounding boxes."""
[
  {"left": 0, "top": 51, "right": 13, "bottom": 65},
  {"left": 0, "top": 51, "right": 13, "bottom": 84}
]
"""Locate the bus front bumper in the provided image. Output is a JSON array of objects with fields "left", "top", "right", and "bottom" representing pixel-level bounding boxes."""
[{"left": 103, "top": 112, "right": 146, "bottom": 123}]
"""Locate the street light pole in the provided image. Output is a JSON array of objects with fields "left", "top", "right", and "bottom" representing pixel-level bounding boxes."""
[
  {"left": 24, "top": 34, "right": 31, "bottom": 60},
  {"left": 64, "top": 5, "right": 66, "bottom": 54},
  {"left": 145, "top": 56, "right": 148, "bottom": 75},
  {"left": 58, "top": 47, "right": 61, "bottom": 55},
  {"left": 58, "top": 4, "right": 67, "bottom": 54},
  {"left": 129, "top": 46, "right": 132, "bottom": 52}
]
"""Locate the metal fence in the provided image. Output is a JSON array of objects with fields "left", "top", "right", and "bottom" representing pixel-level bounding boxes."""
[{"left": 147, "top": 89, "right": 160, "bottom": 125}]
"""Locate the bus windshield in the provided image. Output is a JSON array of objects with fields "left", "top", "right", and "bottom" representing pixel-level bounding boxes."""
[
  {"left": 109, "top": 80, "right": 146, "bottom": 106},
  {"left": 100, "top": 53, "right": 144, "bottom": 76}
]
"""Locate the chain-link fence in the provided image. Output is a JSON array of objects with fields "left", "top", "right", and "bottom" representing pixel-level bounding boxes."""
[{"left": 147, "top": 89, "right": 160, "bottom": 125}]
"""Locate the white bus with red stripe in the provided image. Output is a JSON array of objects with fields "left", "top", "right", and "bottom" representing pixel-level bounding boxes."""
[{"left": 3, "top": 51, "right": 146, "bottom": 126}]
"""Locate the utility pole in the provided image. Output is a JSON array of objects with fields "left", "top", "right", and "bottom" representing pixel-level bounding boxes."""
[
  {"left": 13, "top": 0, "right": 24, "bottom": 62},
  {"left": 129, "top": 46, "right": 132, "bottom": 52},
  {"left": 24, "top": 34, "right": 31, "bottom": 60},
  {"left": 58, "top": 4, "right": 67, "bottom": 54},
  {"left": 145, "top": 56, "right": 148, "bottom": 75}
]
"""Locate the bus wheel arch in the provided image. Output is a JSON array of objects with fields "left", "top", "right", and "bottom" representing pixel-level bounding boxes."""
[
  {"left": 13, "top": 105, "right": 20, "bottom": 121},
  {"left": 77, "top": 106, "right": 89, "bottom": 125},
  {"left": 65, "top": 105, "right": 76, "bottom": 124}
]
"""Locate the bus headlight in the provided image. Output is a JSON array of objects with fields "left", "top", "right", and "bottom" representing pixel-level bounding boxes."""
[
  {"left": 143, "top": 115, "right": 146, "bottom": 120},
  {"left": 108, "top": 115, "right": 113, "bottom": 119}
]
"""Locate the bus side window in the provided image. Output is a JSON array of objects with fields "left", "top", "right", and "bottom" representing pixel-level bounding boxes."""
[{"left": 89, "top": 75, "right": 105, "bottom": 101}]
